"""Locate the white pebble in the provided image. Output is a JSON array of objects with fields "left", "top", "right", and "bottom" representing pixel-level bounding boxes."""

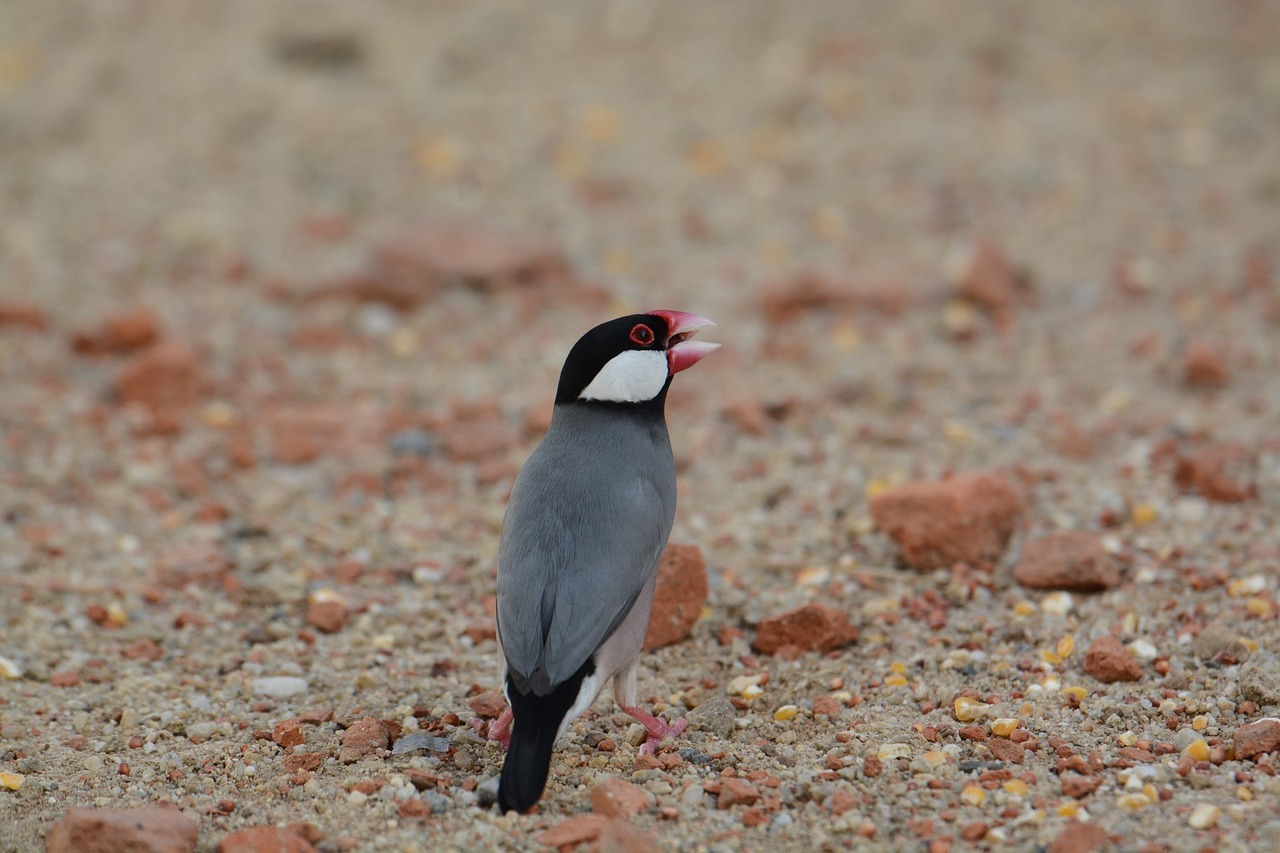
[{"left": 250, "top": 677, "right": 309, "bottom": 698}]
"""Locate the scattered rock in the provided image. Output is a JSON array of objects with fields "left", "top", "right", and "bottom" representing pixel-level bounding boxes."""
[
  {"left": 1175, "top": 443, "right": 1255, "bottom": 503},
  {"left": 327, "top": 224, "right": 573, "bottom": 310},
  {"left": 987, "top": 738, "right": 1024, "bottom": 764},
  {"left": 272, "top": 719, "right": 305, "bottom": 749},
  {"left": 1061, "top": 774, "right": 1102, "bottom": 799},
  {"left": 391, "top": 733, "right": 450, "bottom": 755},
  {"left": 686, "top": 696, "right": 736, "bottom": 737},
  {"left": 305, "top": 599, "right": 350, "bottom": 633},
  {"left": 595, "top": 818, "right": 661, "bottom": 853},
  {"left": 466, "top": 691, "right": 506, "bottom": 719},
  {"left": 215, "top": 825, "right": 318, "bottom": 853},
  {"left": 251, "top": 677, "right": 309, "bottom": 699},
  {"left": 1182, "top": 339, "right": 1231, "bottom": 388},
  {"left": 590, "top": 777, "right": 651, "bottom": 817},
  {"left": 1234, "top": 719, "right": 1280, "bottom": 760},
  {"left": 954, "top": 241, "right": 1031, "bottom": 328},
  {"left": 1013, "top": 532, "right": 1120, "bottom": 592},
  {"left": 1190, "top": 621, "right": 1251, "bottom": 663},
  {"left": 760, "top": 271, "right": 915, "bottom": 324},
  {"left": 114, "top": 341, "right": 205, "bottom": 422},
  {"left": 534, "top": 814, "right": 609, "bottom": 849},
  {"left": 72, "top": 307, "right": 160, "bottom": 355},
  {"left": 753, "top": 603, "right": 858, "bottom": 656},
  {"left": 1238, "top": 661, "right": 1280, "bottom": 706},
  {"left": 266, "top": 406, "right": 379, "bottom": 464},
  {"left": 339, "top": 717, "right": 389, "bottom": 763},
  {"left": 1046, "top": 820, "right": 1111, "bottom": 853},
  {"left": 717, "top": 778, "right": 761, "bottom": 809},
  {"left": 812, "top": 695, "right": 842, "bottom": 717},
  {"left": 45, "top": 805, "right": 197, "bottom": 853},
  {"left": 870, "top": 472, "right": 1023, "bottom": 571},
  {"left": 1083, "top": 636, "right": 1142, "bottom": 683},
  {"left": 0, "top": 300, "right": 49, "bottom": 332},
  {"left": 643, "top": 544, "right": 708, "bottom": 650},
  {"left": 283, "top": 753, "right": 322, "bottom": 773}
]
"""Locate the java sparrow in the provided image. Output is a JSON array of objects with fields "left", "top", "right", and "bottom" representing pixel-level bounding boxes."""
[{"left": 489, "top": 310, "right": 719, "bottom": 814}]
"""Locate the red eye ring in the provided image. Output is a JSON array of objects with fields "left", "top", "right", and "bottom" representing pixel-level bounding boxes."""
[{"left": 629, "top": 323, "right": 655, "bottom": 346}]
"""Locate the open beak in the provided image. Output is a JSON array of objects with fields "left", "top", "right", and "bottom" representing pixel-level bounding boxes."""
[{"left": 651, "top": 310, "right": 720, "bottom": 374}]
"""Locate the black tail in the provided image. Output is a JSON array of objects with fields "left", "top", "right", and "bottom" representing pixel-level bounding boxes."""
[{"left": 497, "top": 658, "right": 594, "bottom": 814}]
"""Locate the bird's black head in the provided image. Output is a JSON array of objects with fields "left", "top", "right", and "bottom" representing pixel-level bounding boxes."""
[{"left": 554, "top": 310, "right": 718, "bottom": 408}]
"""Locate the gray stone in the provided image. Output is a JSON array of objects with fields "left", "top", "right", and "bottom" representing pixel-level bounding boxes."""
[
  {"left": 1239, "top": 660, "right": 1280, "bottom": 706},
  {"left": 392, "top": 733, "right": 451, "bottom": 755},
  {"left": 250, "top": 676, "right": 309, "bottom": 698},
  {"left": 686, "top": 696, "right": 735, "bottom": 738},
  {"left": 476, "top": 775, "right": 500, "bottom": 807},
  {"left": 1191, "top": 622, "right": 1250, "bottom": 662}
]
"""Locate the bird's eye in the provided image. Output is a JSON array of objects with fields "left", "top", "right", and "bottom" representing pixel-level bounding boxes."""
[{"left": 629, "top": 324, "right": 655, "bottom": 346}]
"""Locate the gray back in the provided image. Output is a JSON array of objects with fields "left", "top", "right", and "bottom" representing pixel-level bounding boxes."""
[{"left": 497, "top": 404, "right": 676, "bottom": 695}]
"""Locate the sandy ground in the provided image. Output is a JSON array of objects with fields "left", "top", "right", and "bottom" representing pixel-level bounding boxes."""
[{"left": 2, "top": 1, "right": 1280, "bottom": 851}]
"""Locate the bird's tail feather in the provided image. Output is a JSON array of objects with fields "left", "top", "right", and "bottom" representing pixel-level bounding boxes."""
[
  {"left": 497, "top": 714, "right": 559, "bottom": 814},
  {"left": 497, "top": 658, "right": 595, "bottom": 814}
]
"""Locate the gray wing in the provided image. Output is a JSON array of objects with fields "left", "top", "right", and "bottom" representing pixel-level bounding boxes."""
[{"left": 497, "top": 434, "right": 674, "bottom": 695}]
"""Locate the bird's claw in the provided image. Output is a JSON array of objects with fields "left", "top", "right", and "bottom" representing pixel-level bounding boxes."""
[
  {"left": 481, "top": 708, "right": 514, "bottom": 750},
  {"left": 629, "top": 710, "right": 688, "bottom": 755}
]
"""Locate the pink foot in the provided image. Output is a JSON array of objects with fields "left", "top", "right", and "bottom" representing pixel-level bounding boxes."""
[
  {"left": 622, "top": 705, "right": 688, "bottom": 755},
  {"left": 471, "top": 708, "right": 513, "bottom": 750}
]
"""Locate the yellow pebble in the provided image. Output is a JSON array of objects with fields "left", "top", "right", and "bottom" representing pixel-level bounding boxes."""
[
  {"left": 1188, "top": 803, "right": 1220, "bottom": 829},
  {"left": 0, "top": 772, "right": 23, "bottom": 791},
  {"left": 741, "top": 684, "right": 764, "bottom": 701},
  {"left": 884, "top": 674, "right": 908, "bottom": 687},
  {"left": 1041, "top": 649, "right": 1062, "bottom": 665},
  {"left": 773, "top": 705, "right": 799, "bottom": 722},
  {"left": 1116, "top": 793, "right": 1151, "bottom": 811},
  {"left": 0, "top": 656, "right": 23, "bottom": 680},
  {"left": 865, "top": 479, "right": 889, "bottom": 500},
  {"left": 1246, "top": 598, "right": 1272, "bottom": 618},
  {"left": 1241, "top": 637, "right": 1259, "bottom": 652},
  {"left": 199, "top": 401, "right": 237, "bottom": 428},
  {"left": 890, "top": 661, "right": 907, "bottom": 675},
  {"left": 1118, "top": 731, "right": 1138, "bottom": 747},
  {"left": 1192, "top": 715, "right": 1209, "bottom": 731},
  {"left": 954, "top": 697, "right": 989, "bottom": 722},
  {"left": 1228, "top": 576, "right": 1266, "bottom": 597},
  {"left": 1014, "top": 601, "right": 1037, "bottom": 617},
  {"left": 1131, "top": 503, "right": 1158, "bottom": 526},
  {"left": 1237, "top": 786, "right": 1254, "bottom": 802},
  {"left": 960, "top": 786, "right": 986, "bottom": 807},
  {"left": 991, "top": 718, "right": 1020, "bottom": 738},
  {"left": 1003, "top": 779, "right": 1029, "bottom": 797},
  {"left": 105, "top": 603, "right": 128, "bottom": 628},
  {"left": 1142, "top": 784, "right": 1158, "bottom": 804},
  {"left": 1057, "top": 801, "right": 1080, "bottom": 818},
  {"left": 1057, "top": 634, "right": 1076, "bottom": 659},
  {"left": 922, "top": 750, "right": 948, "bottom": 768},
  {"left": 1061, "top": 686, "right": 1087, "bottom": 702},
  {"left": 1183, "top": 739, "right": 1210, "bottom": 761}
]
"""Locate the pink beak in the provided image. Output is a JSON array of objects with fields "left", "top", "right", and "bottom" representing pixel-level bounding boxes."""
[{"left": 650, "top": 310, "right": 720, "bottom": 374}]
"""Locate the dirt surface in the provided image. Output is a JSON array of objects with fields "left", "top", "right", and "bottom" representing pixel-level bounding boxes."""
[{"left": 3, "top": 2, "right": 1280, "bottom": 851}]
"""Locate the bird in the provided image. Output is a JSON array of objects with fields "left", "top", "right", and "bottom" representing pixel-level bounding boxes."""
[{"left": 487, "top": 310, "right": 719, "bottom": 815}]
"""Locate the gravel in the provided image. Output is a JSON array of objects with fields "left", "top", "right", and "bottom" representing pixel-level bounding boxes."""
[{"left": 2, "top": 2, "right": 1279, "bottom": 852}]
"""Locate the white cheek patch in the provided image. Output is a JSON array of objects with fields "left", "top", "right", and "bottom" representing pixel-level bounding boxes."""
[{"left": 578, "top": 350, "right": 668, "bottom": 403}]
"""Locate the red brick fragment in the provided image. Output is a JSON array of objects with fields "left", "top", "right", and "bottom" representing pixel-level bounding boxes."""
[
  {"left": 753, "top": 604, "right": 857, "bottom": 656},
  {"left": 870, "top": 472, "right": 1023, "bottom": 571},
  {"left": 1013, "top": 532, "right": 1120, "bottom": 592},
  {"left": 643, "top": 544, "right": 708, "bottom": 650},
  {"left": 1082, "top": 636, "right": 1142, "bottom": 683}
]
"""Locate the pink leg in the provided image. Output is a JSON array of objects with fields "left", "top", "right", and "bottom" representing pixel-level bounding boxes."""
[
  {"left": 469, "top": 708, "right": 513, "bottom": 750},
  {"left": 622, "top": 705, "right": 688, "bottom": 755}
]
